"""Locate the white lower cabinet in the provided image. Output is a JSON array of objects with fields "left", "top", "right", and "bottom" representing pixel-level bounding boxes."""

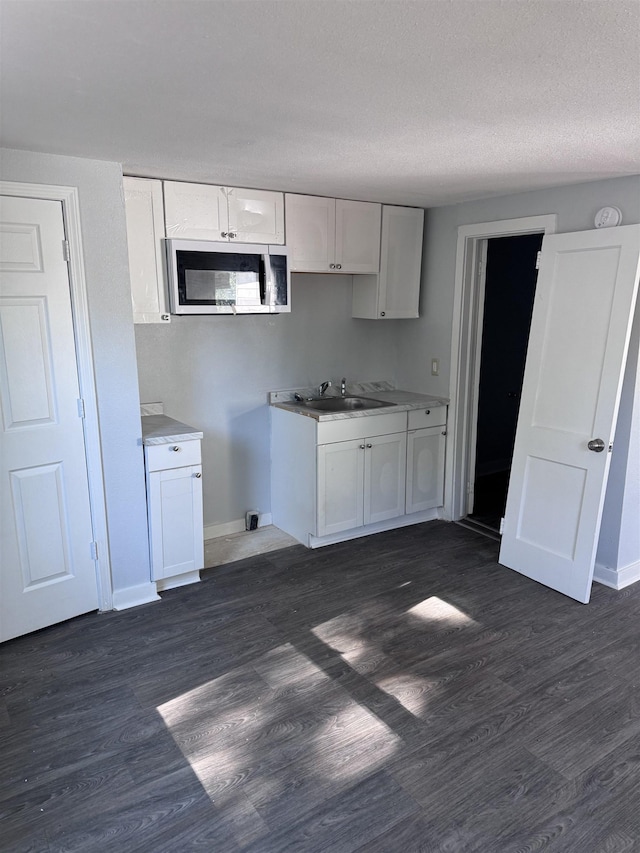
[
  {"left": 406, "top": 407, "right": 447, "bottom": 513},
  {"left": 271, "top": 405, "right": 445, "bottom": 548},
  {"left": 144, "top": 440, "right": 204, "bottom": 587},
  {"left": 406, "top": 427, "right": 446, "bottom": 513},
  {"left": 317, "top": 431, "right": 407, "bottom": 537}
]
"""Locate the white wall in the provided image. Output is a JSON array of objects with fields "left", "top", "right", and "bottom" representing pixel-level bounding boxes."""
[
  {"left": 0, "top": 148, "right": 151, "bottom": 596},
  {"left": 135, "top": 273, "right": 400, "bottom": 530}
]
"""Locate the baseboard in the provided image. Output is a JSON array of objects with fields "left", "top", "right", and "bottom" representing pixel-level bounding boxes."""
[
  {"left": 204, "top": 513, "right": 273, "bottom": 541},
  {"left": 156, "top": 570, "right": 201, "bottom": 591},
  {"left": 308, "top": 508, "right": 439, "bottom": 549},
  {"left": 112, "top": 582, "right": 160, "bottom": 611},
  {"left": 593, "top": 559, "right": 640, "bottom": 590}
]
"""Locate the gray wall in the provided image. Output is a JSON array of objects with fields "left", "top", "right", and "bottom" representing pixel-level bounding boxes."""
[
  {"left": 396, "top": 175, "right": 640, "bottom": 396},
  {"left": 399, "top": 174, "right": 640, "bottom": 575},
  {"left": 135, "top": 273, "right": 400, "bottom": 529},
  {"left": 0, "top": 148, "right": 151, "bottom": 594}
]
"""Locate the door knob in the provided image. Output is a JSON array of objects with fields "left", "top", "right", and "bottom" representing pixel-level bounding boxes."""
[{"left": 588, "top": 438, "right": 605, "bottom": 452}]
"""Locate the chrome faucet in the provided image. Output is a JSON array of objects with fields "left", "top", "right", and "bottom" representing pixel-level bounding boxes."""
[
  {"left": 341, "top": 377, "right": 347, "bottom": 396},
  {"left": 318, "top": 380, "right": 332, "bottom": 396}
]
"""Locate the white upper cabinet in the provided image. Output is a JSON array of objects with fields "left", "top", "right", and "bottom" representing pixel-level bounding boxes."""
[
  {"left": 164, "top": 181, "right": 227, "bottom": 241},
  {"left": 285, "top": 194, "right": 381, "bottom": 273},
  {"left": 227, "top": 187, "right": 285, "bottom": 244},
  {"left": 123, "top": 176, "right": 170, "bottom": 323},
  {"left": 164, "top": 180, "right": 284, "bottom": 244},
  {"left": 352, "top": 205, "right": 424, "bottom": 319}
]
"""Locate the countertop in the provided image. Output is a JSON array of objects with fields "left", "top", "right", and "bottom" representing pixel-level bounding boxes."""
[
  {"left": 270, "top": 382, "right": 448, "bottom": 422},
  {"left": 141, "top": 414, "right": 204, "bottom": 445}
]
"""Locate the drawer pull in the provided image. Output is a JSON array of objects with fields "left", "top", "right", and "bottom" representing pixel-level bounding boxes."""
[{"left": 172, "top": 445, "right": 182, "bottom": 452}]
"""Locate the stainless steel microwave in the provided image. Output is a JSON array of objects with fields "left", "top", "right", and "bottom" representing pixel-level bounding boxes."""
[{"left": 165, "top": 239, "right": 291, "bottom": 314}]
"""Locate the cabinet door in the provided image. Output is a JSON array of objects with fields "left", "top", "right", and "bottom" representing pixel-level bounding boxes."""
[
  {"left": 364, "top": 432, "right": 407, "bottom": 524},
  {"left": 123, "top": 177, "right": 170, "bottom": 323},
  {"left": 335, "top": 200, "right": 381, "bottom": 274},
  {"left": 148, "top": 465, "right": 204, "bottom": 580},
  {"left": 285, "top": 194, "right": 335, "bottom": 272},
  {"left": 378, "top": 206, "right": 424, "bottom": 318},
  {"left": 317, "top": 439, "right": 364, "bottom": 537},
  {"left": 164, "top": 180, "right": 228, "bottom": 241},
  {"left": 228, "top": 188, "right": 284, "bottom": 244},
  {"left": 406, "top": 427, "right": 445, "bottom": 514}
]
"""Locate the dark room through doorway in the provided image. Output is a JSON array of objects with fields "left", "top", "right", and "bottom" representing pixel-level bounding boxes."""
[{"left": 468, "top": 232, "right": 543, "bottom": 533}]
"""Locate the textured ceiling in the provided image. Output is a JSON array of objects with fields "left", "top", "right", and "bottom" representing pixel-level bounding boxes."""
[{"left": 1, "top": 0, "right": 639, "bottom": 207}]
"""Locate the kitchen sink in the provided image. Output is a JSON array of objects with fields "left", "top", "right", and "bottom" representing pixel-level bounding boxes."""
[{"left": 297, "top": 396, "right": 395, "bottom": 412}]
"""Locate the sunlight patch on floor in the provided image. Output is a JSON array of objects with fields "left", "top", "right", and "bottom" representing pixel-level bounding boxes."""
[
  {"left": 156, "top": 642, "right": 402, "bottom": 808},
  {"left": 407, "top": 596, "right": 478, "bottom": 627}
]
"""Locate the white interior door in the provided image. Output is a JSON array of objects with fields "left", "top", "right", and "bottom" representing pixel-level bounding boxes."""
[
  {"left": 0, "top": 195, "right": 99, "bottom": 641},
  {"left": 499, "top": 224, "right": 640, "bottom": 603}
]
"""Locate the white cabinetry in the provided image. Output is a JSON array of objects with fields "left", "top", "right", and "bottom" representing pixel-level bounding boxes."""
[
  {"left": 164, "top": 180, "right": 284, "bottom": 244},
  {"left": 123, "top": 177, "right": 170, "bottom": 324},
  {"left": 406, "top": 408, "right": 446, "bottom": 513},
  {"left": 285, "top": 194, "right": 381, "bottom": 273},
  {"left": 144, "top": 440, "right": 204, "bottom": 589},
  {"left": 318, "top": 429, "right": 407, "bottom": 537},
  {"left": 352, "top": 205, "right": 424, "bottom": 319},
  {"left": 271, "top": 402, "right": 447, "bottom": 547}
]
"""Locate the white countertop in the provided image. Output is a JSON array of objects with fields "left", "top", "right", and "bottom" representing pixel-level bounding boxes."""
[
  {"left": 141, "top": 414, "right": 204, "bottom": 445},
  {"left": 270, "top": 382, "right": 448, "bottom": 422}
]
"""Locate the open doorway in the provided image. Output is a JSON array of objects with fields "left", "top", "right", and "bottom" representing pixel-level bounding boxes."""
[
  {"left": 444, "top": 213, "right": 557, "bottom": 525},
  {"left": 467, "top": 233, "right": 543, "bottom": 534}
]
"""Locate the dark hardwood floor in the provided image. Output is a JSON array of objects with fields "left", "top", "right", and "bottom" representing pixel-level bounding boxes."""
[{"left": 2, "top": 521, "right": 640, "bottom": 852}]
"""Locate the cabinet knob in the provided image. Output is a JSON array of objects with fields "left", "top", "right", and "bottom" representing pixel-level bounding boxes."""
[
  {"left": 329, "top": 263, "right": 336, "bottom": 270},
  {"left": 366, "top": 443, "right": 373, "bottom": 448},
  {"left": 172, "top": 446, "right": 182, "bottom": 452},
  {"left": 228, "top": 232, "right": 236, "bottom": 239},
  {"left": 425, "top": 409, "right": 430, "bottom": 415},
  {"left": 442, "top": 430, "right": 447, "bottom": 436},
  {"left": 336, "top": 264, "right": 342, "bottom": 269},
  {"left": 221, "top": 231, "right": 228, "bottom": 238},
  {"left": 359, "top": 444, "right": 365, "bottom": 450},
  {"left": 380, "top": 311, "right": 386, "bottom": 317},
  {"left": 161, "top": 314, "right": 170, "bottom": 321},
  {"left": 194, "top": 472, "right": 202, "bottom": 478}
]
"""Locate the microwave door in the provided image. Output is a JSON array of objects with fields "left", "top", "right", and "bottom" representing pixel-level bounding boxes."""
[{"left": 175, "top": 248, "right": 263, "bottom": 313}]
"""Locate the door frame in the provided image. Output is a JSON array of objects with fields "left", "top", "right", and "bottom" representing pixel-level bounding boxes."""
[
  {"left": 1, "top": 181, "right": 113, "bottom": 611},
  {"left": 444, "top": 214, "right": 557, "bottom": 522}
]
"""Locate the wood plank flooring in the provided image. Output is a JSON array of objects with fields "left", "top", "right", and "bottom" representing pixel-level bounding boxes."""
[{"left": 2, "top": 520, "right": 640, "bottom": 852}]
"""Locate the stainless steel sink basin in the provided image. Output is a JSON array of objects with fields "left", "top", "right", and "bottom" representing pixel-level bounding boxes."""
[{"left": 298, "top": 396, "right": 395, "bottom": 412}]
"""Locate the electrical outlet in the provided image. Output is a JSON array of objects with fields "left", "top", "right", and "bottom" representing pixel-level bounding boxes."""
[{"left": 431, "top": 358, "right": 439, "bottom": 376}]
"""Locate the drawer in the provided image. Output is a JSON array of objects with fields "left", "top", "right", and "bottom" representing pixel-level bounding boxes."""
[
  {"left": 145, "top": 439, "right": 201, "bottom": 472},
  {"left": 407, "top": 406, "right": 447, "bottom": 431},
  {"left": 317, "top": 411, "right": 407, "bottom": 444}
]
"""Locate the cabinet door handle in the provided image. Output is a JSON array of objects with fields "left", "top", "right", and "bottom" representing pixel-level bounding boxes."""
[
  {"left": 194, "top": 472, "right": 202, "bottom": 478},
  {"left": 366, "top": 443, "right": 373, "bottom": 448},
  {"left": 172, "top": 446, "right": 182, "bottom": 452},
  {"left": 425, "top": 409, "right": 430, "bottom": 415},
  {"left": 336, "top": 264, "right": 342, "bottom": 269},
  {"left": 221, "top": 231, "right": 228, "bottom": 238},
  {"left": 329, "top": 263, "right": 336, "bottom": 269},
  {"left": 228, "top": 232, "right": 236, "bottom": 239},
  {"left": 442, "top": 430, "right": 447, "bottom": 436},
  {"left": 359, "top": 444, "right": 365, "bottom": 450},
  {"left": 380, "top": 311, "right": 386, "bottom": 317}
]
